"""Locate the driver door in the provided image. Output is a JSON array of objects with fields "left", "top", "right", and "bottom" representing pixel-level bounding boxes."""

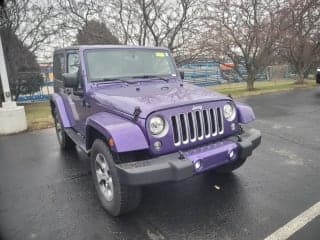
[{"left": 62, "top": 52, "right": 87, "bottom": 135}]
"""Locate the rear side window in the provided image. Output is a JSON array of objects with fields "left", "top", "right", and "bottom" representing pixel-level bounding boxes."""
[{"left": 53, "top": 54, "right": 65, "bottom": 80}]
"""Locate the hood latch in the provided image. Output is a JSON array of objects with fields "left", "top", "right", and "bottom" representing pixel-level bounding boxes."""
[{"left": 133, "top": 106, "right": 142, "bottom": 120}]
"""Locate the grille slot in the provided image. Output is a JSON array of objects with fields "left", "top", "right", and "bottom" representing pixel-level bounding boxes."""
[
  {"left": 209, "top": 109, "right": 217, "bottom": 136},
  {"left": 187, "top": 112, "right": 195, "bottom": 141},
  {"left": 172, "top": 107, "right": 224, "bottom": 146},
  {"left": 217, "top": 107, "right": 224, "bottom": 134},
  {"left": 180, "top": 114, "right": 188, "bottom": 143},
  {"left": 203, "top": 110, "right": 210, "bottom": 137},
  {"left": 171, "top": 116, "right": 180, "bottom": 145},
  {"left": 195, "top": 111, "right": 203, "bottom": 139}
]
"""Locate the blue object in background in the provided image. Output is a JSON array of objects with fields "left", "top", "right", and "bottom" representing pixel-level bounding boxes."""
[
  {"left": 17, "top": 94, "right": 49, "bottom": 102},
  {"left": 180, "top": 60, "right": 224, "bottom": 86},
  {"left": 180, "top": 59, "right": 268, "bottom": 86},
  {"left": 16, "top": 80, "right": 53, "bottom": 102}
]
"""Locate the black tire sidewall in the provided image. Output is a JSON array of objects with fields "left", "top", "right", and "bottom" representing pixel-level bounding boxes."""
[
  {"left": 54, "top": 110, "right": 66, "bottom": 148},
  {"left": 90, "top": 139, "right": 122, "bottom": 216},
  {"left": 54, "top": 109, "right": 74, "bottom": 150}
]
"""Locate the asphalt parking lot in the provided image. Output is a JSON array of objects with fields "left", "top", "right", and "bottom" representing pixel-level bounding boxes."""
[{"left": 1, "top": 88, "right": 320, "bottom": 240}]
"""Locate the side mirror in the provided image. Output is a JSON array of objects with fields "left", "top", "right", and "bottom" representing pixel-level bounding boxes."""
[
  {"left": 179, "top": 70, "right": 185, "bottom": 80},
  {"left": 62, "top": 72, "right": 78, "bottom": 88}
]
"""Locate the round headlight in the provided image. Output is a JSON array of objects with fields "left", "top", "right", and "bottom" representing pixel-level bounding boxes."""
[
  {"left": 223, "top": 103, "right": 236, "bottom": 121},
  {"left": 149, "top": 116, "right": 165, "bottom": 135}
]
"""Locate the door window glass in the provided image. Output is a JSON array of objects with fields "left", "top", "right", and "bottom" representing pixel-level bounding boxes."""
[
  {"left": 53, "top": 54, "right": 65, "bottom": 79},
  {"left": 67, "top": 53, "right": 79, "bottom": 73}
]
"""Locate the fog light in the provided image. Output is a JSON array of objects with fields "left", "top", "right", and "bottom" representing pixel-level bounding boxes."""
[
  {"left": 153, "top": 141, "right": 162, "bottom": 150},
  {"left": 194, "top": 161, "right": 201, "bottom": 170},
  {"left": 229, "top": 150, "right": 236, "bottom": 160},
  {"left": 231, "top": 123, "right": 236, "bottom": 131}
]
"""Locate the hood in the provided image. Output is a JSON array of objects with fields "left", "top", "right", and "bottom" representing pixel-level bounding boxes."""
[{"left": 91, "top": 82, "right": 230, "bottom": 118}]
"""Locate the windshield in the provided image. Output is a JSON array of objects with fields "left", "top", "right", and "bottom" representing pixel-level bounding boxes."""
[{"left": 85, "top": 48, "right": 177, "bottom": 82}]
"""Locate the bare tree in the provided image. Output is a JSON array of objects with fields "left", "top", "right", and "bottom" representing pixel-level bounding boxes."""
[
  {"left": 136, "top": 0, "right": 197, "bottom": 52},
  {"left": 57, "top": 0, "right": 106, "bottom": 29},
  {"left": 55, "top": 0, "right": 123, "bottom": 47},
  {"left": 203, "top": 0, "right": 288, "bottom": 90},
  {"left": 0, "top": 27, "right": 43, "bottom": 101},
  {"left": 278, "top": 0, "right": 320, "bottom": 84},
  {"left": 55, "top": 0, "right": 106, "bottom": 42},
  {"left": 109, "top": 0, "right": 148, "bottom": 45},
  {"left": 1, "top": 0, "right": 61, "bottom": 54},
  {"left": 1, "top": 0, "right": 202, "bottom": 62},
  {"left": 108, "top": 0, "right": 202, "bottom": 61},
  {"left": 0, "top": 0, "right": 58, "bottom": 100},
  {"left": 76, "top": 20, "right": 120, "bottom": 45}
]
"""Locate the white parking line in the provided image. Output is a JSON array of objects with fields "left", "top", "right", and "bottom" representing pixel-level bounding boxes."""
[{"left": 264, "top": 201, "right": 320, "bottom": 240}]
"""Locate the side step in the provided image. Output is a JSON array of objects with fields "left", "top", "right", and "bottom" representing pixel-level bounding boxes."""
[{"left": 64, "top": 128, "right": 89, "bottom": 154}]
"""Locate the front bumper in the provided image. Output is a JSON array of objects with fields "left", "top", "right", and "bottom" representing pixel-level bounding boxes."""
[{"left": 116, "top": 128, "right": 261, "bottom": 186}]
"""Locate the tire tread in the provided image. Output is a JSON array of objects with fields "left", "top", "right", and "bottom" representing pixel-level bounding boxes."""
[{"left": 91, "top": 139, "right": 141, "bottom": 216}]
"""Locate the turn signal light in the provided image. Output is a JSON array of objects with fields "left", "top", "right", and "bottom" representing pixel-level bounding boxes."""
[{"left": 108, "top": 138, "right": 114, "bottom": 147}]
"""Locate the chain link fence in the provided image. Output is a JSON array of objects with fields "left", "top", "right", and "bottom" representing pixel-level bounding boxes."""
[
  {"left": 179, "top": 61, "right": 299, "bottom": 87},
  {"left": 14, "top": 63, "right": 301, "bottom": 102},
  {"left": 15, "top": 71, "right": 52, "bottom": 103}
]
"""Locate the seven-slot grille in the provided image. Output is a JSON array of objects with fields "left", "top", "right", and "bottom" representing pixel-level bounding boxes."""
[{"left": 171, "top": 107, "right": 224, "bottom": 146}]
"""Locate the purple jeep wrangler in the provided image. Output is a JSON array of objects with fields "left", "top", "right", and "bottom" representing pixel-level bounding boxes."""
[{"left": 50, "top": 45, "right": 261, "bottom": 216}]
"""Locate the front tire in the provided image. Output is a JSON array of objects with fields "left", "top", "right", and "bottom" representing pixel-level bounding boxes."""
[
  {"left": 54, "top": 110, "right": 75, "bottom": 150},
  {"left": 90, "top": 139, "right": 141, "bottom": 216}
]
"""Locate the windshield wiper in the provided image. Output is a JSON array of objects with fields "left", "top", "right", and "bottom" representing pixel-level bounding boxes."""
[
  {"left": 93, "top": 78, "right": 135, "bottom": 85},
  {"left": 93, "top": 75, "right": 172, "bottom": 85},
  {"left": 131, "top": 75, "right": 170, "bottom": 83}
]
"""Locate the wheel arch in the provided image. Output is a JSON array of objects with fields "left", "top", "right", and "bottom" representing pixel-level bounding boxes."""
[
  {"left": 49, "top": 93, "right": 72, "bottom": 128},
  {"left": 235, "top": 101, "right": 255, "bottom": 124},
  {"left": 86, "top": 112, "right": 149, "bottom": 153},
  {"left": 86, "top": 125, "right": 108, "bottom": 151}
]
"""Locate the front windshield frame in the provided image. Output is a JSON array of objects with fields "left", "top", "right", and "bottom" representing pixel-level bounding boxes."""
[{"left": 83, "top": 48, "right": 178, "bottom": 82}]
